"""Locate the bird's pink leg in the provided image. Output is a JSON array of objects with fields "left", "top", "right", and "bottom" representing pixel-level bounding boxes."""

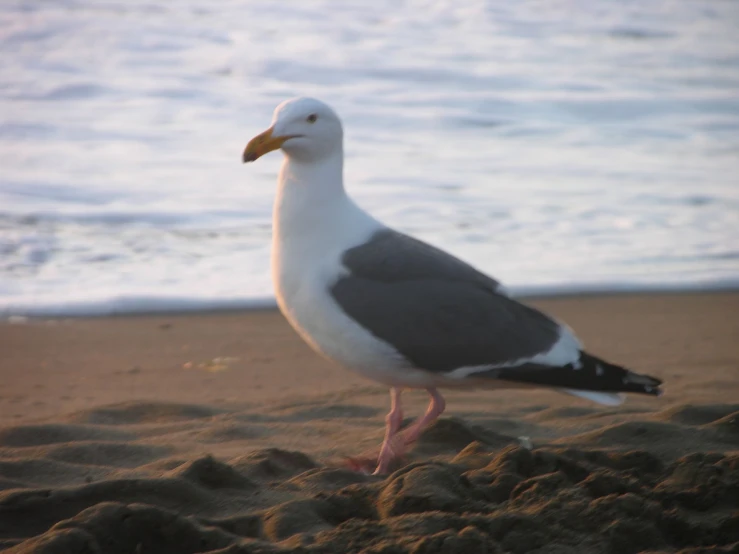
[
  {"left": 373, "top": 387, "right": 404, "bottom": 475},
  {"left": 351, "top": 388, "right": 447, "bottom": 475},
  {"left": 372, "top": 387, "right": 447, "bottom": 474},
  {"left": 398, "top": 387, "right": 446, "bottom": 446}
]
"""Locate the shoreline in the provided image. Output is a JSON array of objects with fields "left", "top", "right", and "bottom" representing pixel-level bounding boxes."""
[{"left": 3, "top": 282, "right": 739, "bottom": 320}]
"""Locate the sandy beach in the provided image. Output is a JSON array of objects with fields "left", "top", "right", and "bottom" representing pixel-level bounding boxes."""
[{"left": 1, "top": 291, "right": 738, "bottom": 553}]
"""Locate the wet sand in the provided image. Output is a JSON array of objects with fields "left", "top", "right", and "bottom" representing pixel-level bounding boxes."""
[{"left": 1, "top": 292, "right": 738, "bottom": 553}]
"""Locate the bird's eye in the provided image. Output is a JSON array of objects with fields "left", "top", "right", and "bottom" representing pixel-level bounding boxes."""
[{"left": 306, "top": 114, "right": 318, "bottom": 123}]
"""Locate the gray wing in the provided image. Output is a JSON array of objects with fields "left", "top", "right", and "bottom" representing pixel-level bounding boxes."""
[{"left": 330, "top": 229, "right": 561, "bottom": 373}]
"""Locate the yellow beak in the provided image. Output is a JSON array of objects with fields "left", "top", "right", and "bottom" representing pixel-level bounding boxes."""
[{"left": 242, "top": 127, "right": 294, "bottom": 163}]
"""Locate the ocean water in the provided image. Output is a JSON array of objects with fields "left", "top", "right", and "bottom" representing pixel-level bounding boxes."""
[{"left": 1, "top": 0, "right": 738, "bottom": 316}]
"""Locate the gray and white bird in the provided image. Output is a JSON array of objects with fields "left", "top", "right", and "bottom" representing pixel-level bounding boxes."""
[{"left": 242, "top": 97, "right": 663, "bottom": 475}]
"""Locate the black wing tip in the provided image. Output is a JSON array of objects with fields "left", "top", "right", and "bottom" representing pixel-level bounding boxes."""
[
  {"left": 629, "top": 372, "right": 665, "bottom": 396},
  {"left": 493, "top": 352, "right": 665, "bottom": 398},
  {"left": 582, "top": 351, "right": 665, "bottom": 397},
  {"left": 623, "top": 369, "right": 663, "bottom": 397},
  {"left": 638, "top": 379, "right": 664, "bottom": 397}
]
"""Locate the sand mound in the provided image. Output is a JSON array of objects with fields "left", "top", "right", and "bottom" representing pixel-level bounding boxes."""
[
  {"left": 1, "top": 397, "right": 738, "bottom": 554},
  {"left": 656, "top": 404, "right": 739, "bottom": 426},
  {"left": 0, "top": 423, "right": 134, "bottom": 447}
]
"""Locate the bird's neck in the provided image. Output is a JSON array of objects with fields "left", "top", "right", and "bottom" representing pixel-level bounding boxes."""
[
  {"left": 274, "top": 151, "right": 349, "bottom": 239},
  {"left": 272, "top": 150, "right": 380, "bottom": 260}
]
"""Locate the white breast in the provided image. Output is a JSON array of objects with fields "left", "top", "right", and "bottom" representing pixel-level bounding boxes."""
[{"left": 271, "top": 159, "right": 427, "bottom": 386}]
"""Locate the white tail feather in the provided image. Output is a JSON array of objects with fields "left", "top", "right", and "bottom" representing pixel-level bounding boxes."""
[{"left": 560, "top": 388, "right": 624, "bottom": 406}]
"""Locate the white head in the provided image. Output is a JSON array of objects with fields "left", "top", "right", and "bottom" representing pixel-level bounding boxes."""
[{"left": 243, "top": 97, "right": 343, "bottom": 164}]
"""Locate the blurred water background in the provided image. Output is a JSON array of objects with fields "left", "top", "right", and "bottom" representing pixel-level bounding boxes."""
[{"left": 1, "top": 0, "right": 738, "bottom": 316}]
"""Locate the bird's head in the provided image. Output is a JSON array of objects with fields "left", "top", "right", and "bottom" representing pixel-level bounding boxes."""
[{"left": 242, "top": 97, "right": 343, "bottom": 164}]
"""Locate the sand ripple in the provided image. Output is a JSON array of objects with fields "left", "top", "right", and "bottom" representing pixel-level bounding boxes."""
[{"left": 0, "top": 400, "right": 737, "bottom": 553}]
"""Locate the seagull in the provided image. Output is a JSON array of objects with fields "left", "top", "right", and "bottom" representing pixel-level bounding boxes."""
[{"left": 242, "top": 97, "right": 663, "bottom": 475}]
